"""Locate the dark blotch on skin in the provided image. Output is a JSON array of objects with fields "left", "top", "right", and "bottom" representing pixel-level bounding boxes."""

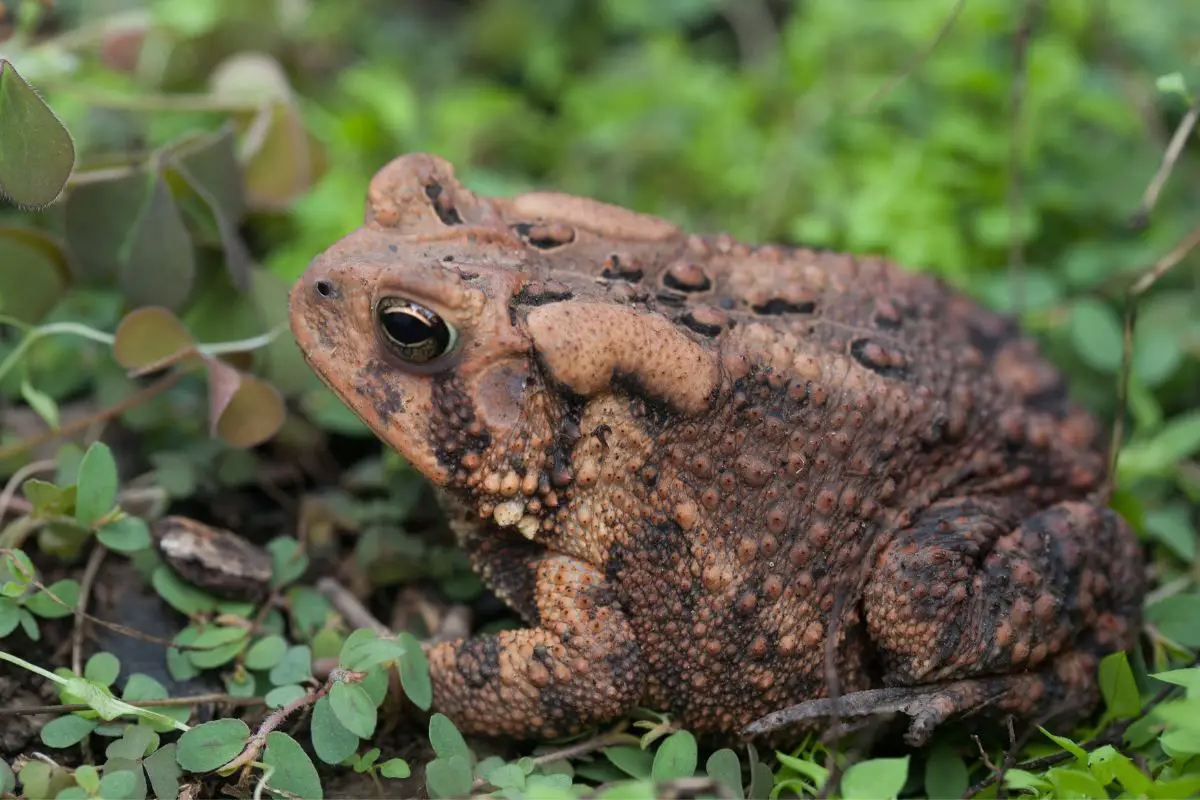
[
  {"left": 849, "top": 337, "right": 909, "bottom": 379},
  {"left": 752, "top": 298, "right": 816, "bottom": 315},
  {"left": 424, "top": 182, "right": 464, "bottom": 225}
]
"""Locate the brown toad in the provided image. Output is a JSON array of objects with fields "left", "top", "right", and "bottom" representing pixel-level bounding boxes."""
[{"left": 288, "top": 153, "right": 1144, "bottom": 745}]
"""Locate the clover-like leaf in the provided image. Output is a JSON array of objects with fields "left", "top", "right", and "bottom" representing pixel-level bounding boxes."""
[
  {"left": 263, "top": 732, "right": 323, "bottom": 800},
  {"left": 211, "top": 368, "right": 286, "bottom": 447},
  {"left": 112, "top": 307, "right": 197, "bottom": 372},
  {"left": 176, "top": 719, "right": 250, "bottom": 773},
  {"left": 209, "top": 53, "right": 317, "bottom": 209},
  {"left": 311, "top": 695, "right": 359, "bottom": 765},
  {"left": 75, "top": 442, "right": 118, "bottom": 527},
  {"left": 118, "top": 168, "right": 196, "bottom": 310},
  {"left": 165, "top": 124, "right": 250, "bottom": 288},
  {"left": 0, "top": 60, "right": 74, "bottom": 208},
  {"left": 63, "top": 168, "right": 152, "bottom": 282},
  {"left": 329, "top": 680, "right": 376, "bottom": 739},
  {"left": 0, "top": 228, "right": 71, "bottom": 324}
]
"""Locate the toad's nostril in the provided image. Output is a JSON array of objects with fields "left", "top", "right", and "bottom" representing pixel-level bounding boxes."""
[{"left": 314, "top": 279, "right": 336, "bottom": 298}]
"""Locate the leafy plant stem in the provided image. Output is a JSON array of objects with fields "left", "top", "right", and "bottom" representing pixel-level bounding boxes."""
[{"left": 0, "top": 370, "right": 185, "bottom": 462}]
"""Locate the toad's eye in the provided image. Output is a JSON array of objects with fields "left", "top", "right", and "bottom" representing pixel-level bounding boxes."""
[{"left": 376, "top": 299, "right": 457, "bottom": 364}]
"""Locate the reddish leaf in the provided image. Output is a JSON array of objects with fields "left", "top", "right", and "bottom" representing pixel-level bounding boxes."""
[
  {"left": 112, "top": 307, "right": 196, "bottom": 371},
  {"left": 213, "top": 372, "right": 286, "bottom": 448},
  {"left": 208, "top": 53, "right": 316, "bottom": 209},
  {"left": 203, "top": 356, "right": 244, "bottom": 438}
]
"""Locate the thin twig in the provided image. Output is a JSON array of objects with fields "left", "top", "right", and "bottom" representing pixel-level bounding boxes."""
[
  {"left": 316, "top": 577, "right": 389, "bottom": 634},
  {"left": 0, "top": 371, "right": 184, "bottom": 462},
  {"left": 0, "top": 694, "right": 263, "bottom": 717},
  {"left": 856, "top": 0, "right": 967, "bottom": 113},
  {"left": 1006, "top": 0, "right": 1044, "bottom": 314},
  {"left": 0, "top": 459, "right": 56, "bottom": 521},
  {"left": 1098, "top": 220, "right": 1200, "bottom": 503},
  {"left": 71, "top": 544, "right": 108, "bottom": 676},
  {"left": 1131, "top": 101, "right": 1200, "bottom": 227},
  {"left": 963, "top": 680, "right": 1185, "bottom": 797}
]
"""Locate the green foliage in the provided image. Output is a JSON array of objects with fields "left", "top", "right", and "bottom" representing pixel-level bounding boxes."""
[{"left": 0, "top": 60, "right": 75, "bottom": 208}]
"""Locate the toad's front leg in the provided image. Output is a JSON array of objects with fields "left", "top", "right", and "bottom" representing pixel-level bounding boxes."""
[{"left": 426, "top": 554, "right": 646, "bottom": 740}]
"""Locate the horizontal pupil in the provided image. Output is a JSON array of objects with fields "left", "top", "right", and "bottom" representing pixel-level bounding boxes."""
[{"left": 383, "top": 309, "right": 434, "bottom": 345}]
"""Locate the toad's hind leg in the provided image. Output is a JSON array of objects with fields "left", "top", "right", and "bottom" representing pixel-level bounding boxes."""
[
  {"left": 770, "top": 498, "right": 1143, "bottom": 744},
  {"left": 426, "top": 554, "right": 646, "bottom": 740}
]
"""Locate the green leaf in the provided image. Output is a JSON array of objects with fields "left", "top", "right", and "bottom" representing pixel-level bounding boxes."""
[
  {"left": 123, "top": 673, "right": 190, "bottom": 731},
  {"left": 268, "top": 645, "right": 313, "bottom": 685},
  {"left": 264, "top": 683, "right": 307, "bottom": 709},
  {"left": 22, "top": 479, "right": 73, "bottom": 517},
  {"left": 96, "top": 769, "right": 139, "bottom": 800},
  {"left": 772, "top": 753, "right": 830, "bottom": 791},
  {"left": 396, "top": 631, "right": 432, "bottom": 710},
  {"left": 151, "top": 566, "right": 220, "bottom": 615},
  {"left": 263, "top": 731, "right": 324, "bottom": 800},
  {"left": 175, "top": 719, "right": 250, "bottom": 772},
  {"left": 1039, "top": 729, "right": 1088, "bottom": 763},
  {"left": 426, "top": 755, "right": 473, "bottom": 800},
  {"left": 311, "top": 695, "right": 360, "bottom": 765},
  {"left": 0, "top": 597, "right": 18, "bottom": 637},
  {"left": 84, "top": 651, "right": 121, "bottom": 686},
  {"left": 0, "top": 60, "right": 75, "bottom": 208},
  {"left": 0, "top": 549, "right": 36, "bottom": 595},
  {"left": 328, "top": 680, "right": 377, "bottom": 739},
  {"left": 20, "top": 379, "right": 59, "bottom": 429},
  {"left": 75, "top": 442, "right": 119, "bottom": 527},
  {"left": 483, "top": 763, "right": 526, "bottom": 790},
  {"left": 74, "top": 764, "right": 101, "bottom": 794},
  {"left": 1119, "top": 410, "right": 1200, "bottom": 479},
  {"left": 165, "top": 124, "right": 250, "bottom": 288},
  {"left": 339, "top": 632, "right": 406, "bottom": 672},
  {"left": 1066, "top": 298, "right": 1123, "bottom": 373},
  {"left": 117, "top": 168, "right": 196, "bottom": 311},
  {"left": 1088, "top": 745, "right": 1150, "bottom": 794},
  {"left": 1156, "top": 71, "right": 1190, "bottom": 99},
  {"left": 24, "top": 578, "right": 79, "bottom": 619},
  {"left": 96, "top": 516, "right": 153, "bottom": 554},
  {"left": 187, "top": 626, "right": 248, "bottom": 669},
  {"left": 841, "top": 757, "right": 909, "bottom": 800},
  {"left": 651, "top": 730, "right": 697, "bottom": 782},
  {"left": 1099, "top": 651, "right": 1140, "bottom": 719},
  {"left": 924, "top": 744, "right": 968, "bottom": 799},
  {"left": 0, "top": 757, "right": 13, "bottom": 795},
  {"left": 244, "top": 634, "right": 288, "bottom": 671},
  {"left": 105, "top": 723, "right": 156, "bottom": 760},
  {"left": 267, "top": 536, "right": 309, "bottom": 588},
  {"left": 39, "top": 714, "right": 97, "bottom": 748},
  {"left": 705, "top": 749, "right": 743, "bottom": 798},
  {"left": 604, "top": 746, "right": 653, "bottom": 780},
  {"left": 1145, "top": 594, "right": 1200, "bottom": 647},
  {"left": 1143, "top": 503, "right": 1198, "bottom": 564},
  {"left": 379, "top": 758, "right": 411, "bottom": 779},
  {"left": 428, "top": 713, "right": 470, "bottom": 761},
  {"left": 17, "top": 761, "right": 51, "bottom": 800},
  {"left": 144, "top": 742, "right": 183, "bottom": 800}
]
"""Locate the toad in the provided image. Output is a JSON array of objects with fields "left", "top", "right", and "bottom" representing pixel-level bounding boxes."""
[{"left": 288, "top": 153, "right": 1144, "bottom": 745}]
